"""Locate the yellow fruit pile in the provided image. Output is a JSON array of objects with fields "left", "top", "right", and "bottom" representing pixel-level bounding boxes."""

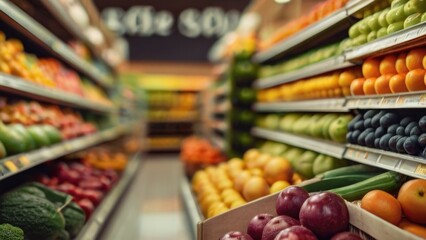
[
  {"left": 257, "top": 67, "right": 362, "bottom": 102},
  {"left": 191, "top": 149, "right": 303, "bottom": 218}
]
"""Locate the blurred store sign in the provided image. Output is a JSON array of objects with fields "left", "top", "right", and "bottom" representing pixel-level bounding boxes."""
[{"left": 94, "top": 0, "right": 249, "bottom": 61}]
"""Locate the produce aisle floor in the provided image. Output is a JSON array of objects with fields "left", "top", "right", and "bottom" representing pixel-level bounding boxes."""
[{"left": 99, "top": 154, "right": 192, "bottom": 240}]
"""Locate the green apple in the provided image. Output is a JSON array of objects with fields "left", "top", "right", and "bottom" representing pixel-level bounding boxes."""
[
  {"left": 349, "top": 22, "right": 361, "bottom": 39},
  {"left": 404, "top": 12, "right": 422, "bottom": 28},
  {"left": 293, "top": 114, "right": 313, "bottom": 134},
  {"left": 270, "top": 143, "right": 289, "bottom": 156},
  {"left": 387, "top": 21, "right": 405, "bottom": 34},
  {"left": 293, "top": 150, "right": 317, "bottom": 179},
  {"left": 279, "top": 113, "right": 302, "bottom": 132},
  {"left": 363, "top": 8, "right": 374, "bottom": 18},
  {"left": 422, "top": 11, "right": 426, "bottom": 21},
  {"left": 328, "top": 114, "right": 353, "bottom": 143},
  {"left": 312, "top": 155, "right": 349, "bottom": 176},
  {"left": 352, "top": 34, "right": 368, "bottom": 47},
  {"left": 412, "top": 0, "right": 426, "bottom": 12},
  {"left": 282, "top": 147, "right": 304, "bottom": 166},
  {"left": 359, "top": 17, "right": 372, "bottom": 34},
  {"left": 321, "top": 114, "right": 340, "bottom": 140},
  {"left": 379, "top": 8, "right": 391, "bottom": 27},
  {"left": 377, "top": 27, "right": 389, "bottom": 38},
  {"left": 387, "top": 5, "right": 408, "bottom": 24},
  {"left": 264, "top": 114, "right": 281, "bottom": 129},
  {"left": 367, "top": 31, "right": 378, "bottom": 42},
  {"left": 404, "top": 1, "right": 418, "bottom": 15},
  {"left": 305, "top": 114, "right": 324, "bottom": 136},
  {"left": 310, "top": 114, "right": 336, "bottom": 138},
  {"left": 391, "top": 0, "right": 409, "bottom": 9},
  {"left": 368, "top": 12, "right": 382, "bottom": 31}
]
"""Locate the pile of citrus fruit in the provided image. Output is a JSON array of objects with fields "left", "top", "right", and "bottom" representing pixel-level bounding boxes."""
[{"left": 350, "top": 47, "right": 426, "bottom": 95}]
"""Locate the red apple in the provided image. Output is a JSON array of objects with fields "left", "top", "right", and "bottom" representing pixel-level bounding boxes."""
[
  {"left": 247, "top": 213, "right": 274, "bottom": 240},
  {"left": 262, "top": 215, "right": 300, "bottom": 240},
  {"left": 276, "top": 186, "right": 309, "bottom": 219},
  {"left": 397, "top": 179, "right": 426, "bottom": 224},
  {"left": 330, "top": 232, "right": 362, "bottom": 240},
  {"left": 299, "top": 192, "right": 349, "bottom": 239},
  {"left": 274, "top": 226, "right": 317, "bottom": 240},
  {"left": 221, "top": 231, "right": 254, "bottom": 240}
]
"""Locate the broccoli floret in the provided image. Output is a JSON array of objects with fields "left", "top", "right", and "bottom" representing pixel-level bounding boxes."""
[{"left": 0, "top": 223, "right": 24, "bottom": 240}]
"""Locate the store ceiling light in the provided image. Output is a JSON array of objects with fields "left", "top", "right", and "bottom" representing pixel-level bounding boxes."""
[{"left": 275, "top": 0, "right": 291, "bottom": 4}]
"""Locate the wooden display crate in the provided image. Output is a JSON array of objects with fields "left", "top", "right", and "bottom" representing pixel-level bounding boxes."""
[{"left": 196, "top": 192, "right": 422, "bottom": 240}]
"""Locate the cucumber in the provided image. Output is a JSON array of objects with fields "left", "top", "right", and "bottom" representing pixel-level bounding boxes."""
[
  {"left": 329, "top": 171, "right": 403, "bottom": 201},
  {"left": 319, "top": 164, "right": 384, "bottom": 179},
  {"left": 300, "top": 173, "right": 380, "bottom": 193}
]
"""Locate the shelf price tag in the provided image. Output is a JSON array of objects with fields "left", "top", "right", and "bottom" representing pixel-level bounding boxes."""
[
  {"left": 415, "top": 164, "right": 426, "bottom": 176},
  {"left": 4, "top": 161, "right": 18, "bottom": 172},
  {"left": 18, "top": 156, "right": 30, "bottom": 166},
  {"left": 419, "top": 94, "right": 426, "bottom": 105}
]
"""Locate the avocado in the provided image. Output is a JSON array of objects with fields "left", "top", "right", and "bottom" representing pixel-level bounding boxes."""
[
  {"left": 0, "top": 123, "right": 27, "bottom": 155},
  {"left": 26, "top": 125, "right": 51, "bottom": 148}
]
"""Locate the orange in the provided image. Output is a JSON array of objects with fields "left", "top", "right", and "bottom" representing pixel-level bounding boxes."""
[
  {"left": 270, "top": 180, "right": 291, "bottom": 194},
  {"left": 361, "top": 190, "right": 402, "bottom": 225},
  {"left": 389, "top": 73, "right": 408, "bottom": 93},
  {"left": 338, "top": 70, "right": 357, "bottom": 87},
  {"left": 233, "top": 170, "right": 252, "bottom": 193},
  {"left": 350, "top": 78, "right": 366, "bottom": 95},
  {"left": 396, "top": 52, "right": 409, "bottom": 74},
  {"left": 423, "top": 54, "right": 426, "bottom": 69},
  {"left": 397, "top": 179, "right": 426, "bottom": 225},
  {"left": 406, "top": 48, "right": 426, "bottom": 71},
  {"left": 292, "top": 172, "right": 304, "bottom": 184},
  {"left": 342, "top": 87, "right": 351, "bottom": 96},
  {"left": 379, "top": 55, "right": 398, "bottom": 75},
  {"left": 362, "top": 57, "right": 381, "bottom": 78},
  {"left": 406, "top": 69, "right": 426, "bottom": 91},
  {"left": 363, "top": 77, "right": 377, "bottom": 95},
  {"left": 242, "top": 176, "right": 269, "bottom": 202},
  {"left": 399, "top": 219, "right": 426, "bottom": 238},
  {"left": 263, "top": 157, "right": 293, "bottom": 185},
  {"left": 374, "top": 74, "right": 393, "bottom": 94}
]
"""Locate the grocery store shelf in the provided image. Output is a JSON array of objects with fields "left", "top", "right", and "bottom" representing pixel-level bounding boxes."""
[
  {"left": 76, "top": 152, "right": 141, "bottom": 240},
  {"left": 251, "top": 127, "right": 346, "bottom": 158},
  {"left": 0, "top": 124, "right": 131, "bottom": 182},
  {"left": 254, "top": 98, "right": 348, "bottom": 112},
  {"left": 208, "top": 120, "right": 227, "bottom": 133},
  {"left": 0, "top": 73, "right": 116, "bottom": 113},
  {"left": 211, "top": 134, "right": 225, "bottom": 151},
  {"left": 180, "top": 176, "right": 203, "bottom": 239},
  {"left": 215, "top": 84, "right": 228, "bottom": 97},
  {"left": 346, "top": 91, "right": 426, "bottom": 109},
  {"left": 214, "top": 101, "right": 230, "bottom": 114},
  {"left": 344, "top": 144, "right": 426, "bottom": 180},
  {"left": 40, "top": 0, "right": 114, "bottom": 69},
  {"left": 254, "top": 56, "right": 355, "bottom": 89},
  {"left": 0, "top": 0, "right": 113, "bottom": 88},
  {"left": 147, "top": 118, "right": 198, "bottom": 124},
  {"left": 345, "top": 22, "right": 426, "bottom": 61},
  {"left": 253, "top": 0, "right": 375, "bottom": 63}
]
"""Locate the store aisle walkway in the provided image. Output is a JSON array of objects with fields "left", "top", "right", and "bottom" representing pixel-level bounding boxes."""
[{"left": 99, "top": 154, "right": 192, "bottom": 240}]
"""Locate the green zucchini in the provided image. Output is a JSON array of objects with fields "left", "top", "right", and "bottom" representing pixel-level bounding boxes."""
[
  {"left": 319, "top": 164, "right": 384, "bottom": 179},
  {"left": 300, "top": 173, "right": 380, "bottom": 193},
  {"left": 329, "top": 171, "right": 403, "bottom": 201}
]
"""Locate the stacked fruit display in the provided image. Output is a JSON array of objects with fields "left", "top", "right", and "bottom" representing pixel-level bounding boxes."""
[
  {"left": 0, "top": 99, "right": 98, "bottom": 140},
  {"left": 258, "top": 67, "right": 362, "bottom": 102},
  {"left": 228, "top": 51, "right": 258, "bottom": 156},
  {"left": 0, "top": 182, "right": 86, "bottom": 240},
  {"left": 348, "top": 0, "right": 426, "bottom": 47},
  {"left": 257, "top": 113, "right": 353, "bottom": 143},
  {"left": 0, "top": 33, "right": 112, "bottom": 105},
  {"left": 81, "top": 148, "right": 129, "bottom": 171},
  {"left": 180, "top": 136, "right": 226, "bottom": 167},
  {"left": 360, "top": 179, "right": 426, "bottom": 238},
  {"left": 191, "top": 142, "right": 349, "bottom": 218},
  {"left": 220, "top": 188, "right": 361, "bottom": 240},
  {"left": 347, "top": 109, "right": 426, "bottom": 156},
  {"left": 350, "top": 47, "right": 426, "bottom": 95},
  {"left": 259, "top": 40, "right": 349, "bottom": 79},
  {"left": 259, "top": 0, "right": 350, "bottom": 51}
]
